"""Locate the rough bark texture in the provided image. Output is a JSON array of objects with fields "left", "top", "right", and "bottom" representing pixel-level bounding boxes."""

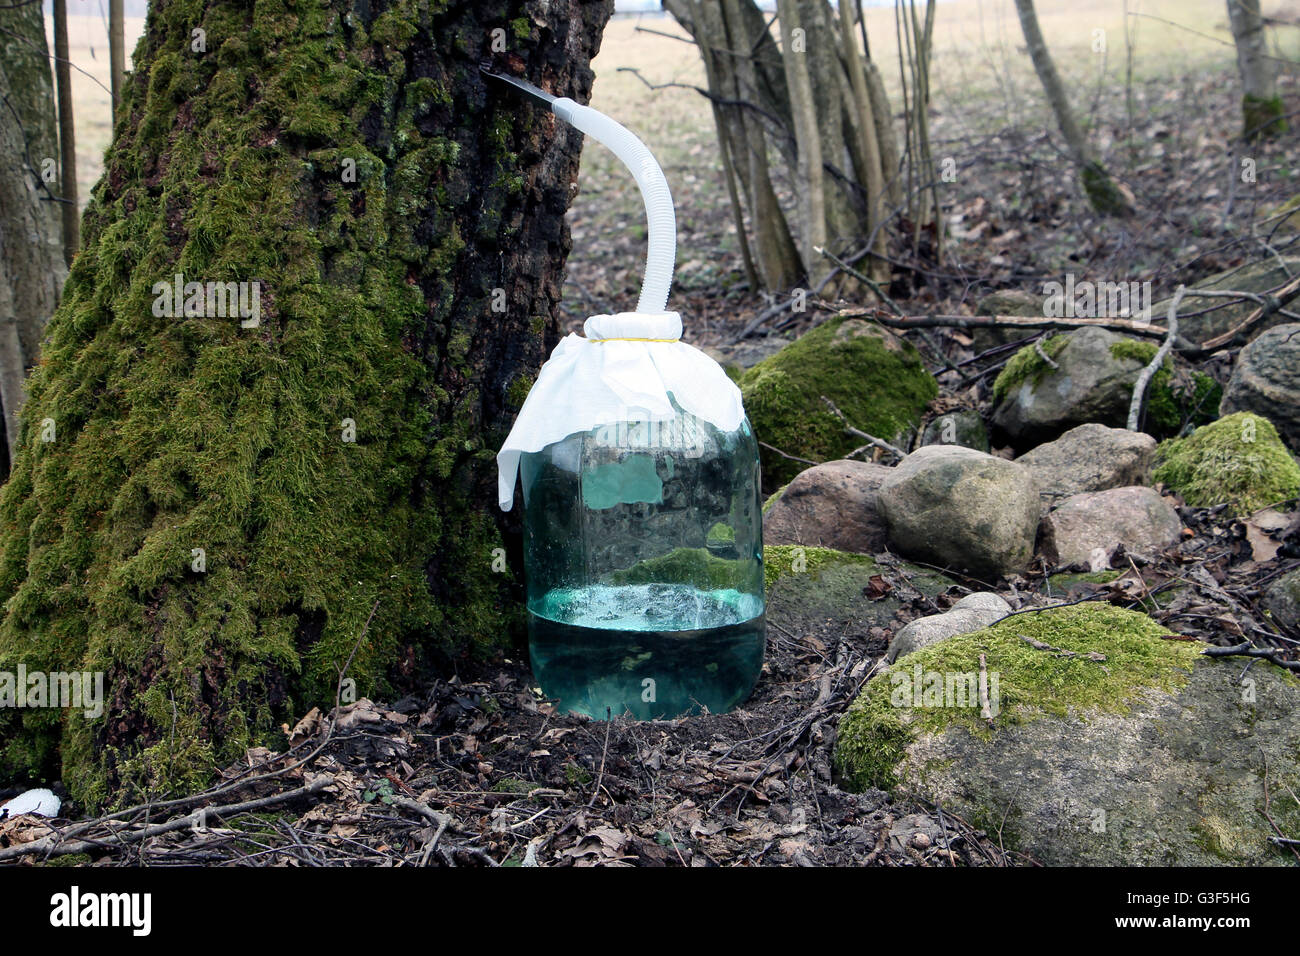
[
  {"left": 0, "top": 0, "right": 612, "bottom": 808},
  {"left": 0, "top": 0, "right": 66, "bottom": 470}
]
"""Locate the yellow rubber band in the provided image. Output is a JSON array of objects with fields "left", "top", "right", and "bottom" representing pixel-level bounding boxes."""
[{"left": 590, "top": 336, "right": 680, "bottom": 343}]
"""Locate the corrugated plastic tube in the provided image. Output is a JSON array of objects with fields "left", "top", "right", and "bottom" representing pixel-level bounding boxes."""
[{"left": 550, "top": 97, "right": 676, "bottom": 315}]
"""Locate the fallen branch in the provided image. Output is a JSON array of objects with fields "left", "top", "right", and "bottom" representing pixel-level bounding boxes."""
[
  {"left": 1201, "top": 641, "right": 1300, "bottom": 672},
  {"left": 832, "top": 307, "right": 1170, "bottom": 339},
  {"left": 0, "top": 775, "right": 334, "bottom": 863},
  {"left": 1128, "top": 284, "right": 1183, "bottom": 431}
]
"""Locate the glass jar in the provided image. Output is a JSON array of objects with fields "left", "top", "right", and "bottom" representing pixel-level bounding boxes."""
[{"left": 519, "top": 396, "right": 764, "bottom": 719}]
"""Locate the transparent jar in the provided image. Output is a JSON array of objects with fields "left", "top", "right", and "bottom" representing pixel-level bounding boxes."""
[{"left": 519, "top": 397, "right": 764, "bottom": 719}]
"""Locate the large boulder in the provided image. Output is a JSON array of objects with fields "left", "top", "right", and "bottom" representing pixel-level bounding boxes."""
[
  {"left": 876, "top": 445, "right": 1040, "bottom": 580},
  {"left": 885, "top": 592, "right": 1011, "bottom": 662},
  {"left": 1153, "top": 412, "right": 1300, "bottom": 517},
  {"left": 762, "top": 460, "right": 890, "bottom": 554},
  {"left": 1039, "top": 486, "right": 1183, "bottom": 568},
  {"left": 835, "top": 603, "right": 1300, "bottom": 865},
  {"left": 1015, "top": 423, "right": 1156, "bottom": 502},
  {"left": 990, "top": 328, "right": 1219, "bottom": 450},
  {"left": 1220, "top": 323, "right": 1300, "bottom": 455},
  {"left": 739, "top": 317, "right": 937, "bottom": 486}
]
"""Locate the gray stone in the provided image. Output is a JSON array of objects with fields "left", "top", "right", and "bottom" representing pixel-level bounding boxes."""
[
  {"left": 764, "top": 547, "right": 953, "bottom": 650},
  {"left": 991, "top": 327, "right": 1147, "bottom": 450},
  {"left": 877, "top": 445, "right": 1040, "bottom": 580},
  {"left": 919, "top": 409, "right": 991, "bottom": 453},
  {"left": 763, "top": 460, "right": 891, "bottom": 554},
  {"left": 1039, "top": 486, "right": 1183, "bottom": 568},
  {"left": 971, "top": 289, "right": 1045, "bottom": 353},
  {"left": 1016, "top": 423, "right": 1157, "bottom": 501},
  {"left": 1159, "top": 257, "right": 1300, "bottom": 348},
  {"left": 1220, "top": 323, "right": 1300, "bottom": 455},
  {"left": 887, "top": 656, "right": 1300, "bottom": 865},
  {"left": 1263, "top": 568, "right": 1300, "bottom": 634},
  {"left": 885, "top": 592, "right": 1012, "bottom": 662}
]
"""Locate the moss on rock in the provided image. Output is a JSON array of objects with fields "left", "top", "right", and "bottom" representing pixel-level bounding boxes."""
[
  {"left": 1153, "top": 412, "right": 1300, "bottom": 516},
  {"left": 992, "top": 335, "right": 1218, "bottom": 438},
  {"left": 835, "top": 603, "right": 1202, "bottom": 792},
  {"left": 738, "top": 318, "right": 936, "bottom": 486},
  {"left": 991, "top": 334, "right": 1068, "bottom": 402}
]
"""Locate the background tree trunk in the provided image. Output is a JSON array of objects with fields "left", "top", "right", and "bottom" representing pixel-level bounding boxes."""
[
  {"left": 0, "top": 0, "right": 67, "bottom": 474},
  {"left": 0, "top": 0, "right": 612, "bottom": 807},
  {"left": 52, "top": 0, "right": 78, "bottom": 263},
  {"left": 110, "top": 0, "right": 126, "bottom": 117},
  {"left": 1226, "top": 0, "right": 1284, "bottom": 140},
  {"left": 1013, "top": 0, "right": 1132, "bottom": 216}
]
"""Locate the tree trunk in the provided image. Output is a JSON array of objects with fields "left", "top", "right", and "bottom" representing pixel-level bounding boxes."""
[
  {"left": 778, "top": 0, "right": 828, "bottom": 285},
  {"left": 1227, "top": 0, "right": 1284, "bottom": 140},
  {"left": 110, "top": 0, "right": 126, "bottom": 117},
  {"left": 52, "top": 0, "right": 79, "bottom": 263},
  {"left": 0, "top": 0, "right": 66, "bottom": 473},
  {"left": 0, "top": 0, "right": 612, "bottom": 808},
  {"left": 1013, "top": 0, "right": 1132, "bottom": 216}
]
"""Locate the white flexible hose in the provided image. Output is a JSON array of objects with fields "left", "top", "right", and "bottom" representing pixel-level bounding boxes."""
[{"left": 551, "top": 97, "right": 676, "bottom": 315}]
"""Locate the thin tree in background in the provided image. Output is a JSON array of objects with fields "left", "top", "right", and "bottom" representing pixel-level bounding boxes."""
[
  {"left": 110, "top": 0, "right": 125, "bottom": 117},
  {"left": 1226, "top": 0, "right": 1285, "bottom": 140},
  {"left": 1013, "top": 0, "right": 1133, "bottom": 216},
  {"left": 52, "top": 0, "right": 78, "bottom": 263},
  {"left": 666, "top": 0, "right": 902, "bottom": 295},
  {"left": 0, "top": 0, "right": 67, "bottom": 472}
]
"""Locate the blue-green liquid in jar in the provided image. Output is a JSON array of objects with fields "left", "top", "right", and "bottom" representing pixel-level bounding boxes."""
[{"left": 528, "top": 583, "right": 764, "bottom": 719}]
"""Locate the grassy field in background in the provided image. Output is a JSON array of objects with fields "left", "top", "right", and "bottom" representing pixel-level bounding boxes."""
[{"left": 56, "top": 2, "right": 1297, "bottom": 211}]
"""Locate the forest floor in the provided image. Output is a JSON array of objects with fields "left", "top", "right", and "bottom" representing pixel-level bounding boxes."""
[{"left": 3, "top": 496, "right": 1294, "bottom": 866}]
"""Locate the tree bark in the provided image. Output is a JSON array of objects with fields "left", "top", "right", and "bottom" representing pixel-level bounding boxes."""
[
  {"left": 1226, "top": 0, "right": 1284, "bottom": 139},
  {"left": 52, "top": 0, "right": 79, "bottom": 263},
  {"left": 110, "top": 0, "right": 126, "bottom": 117},
  {"left": 1013, "top": 0, "right": 1132, "bottom": 216},
  {"left": 778, "top": 0, "right": 828, "bottom": 285},
  {"left": 0, "top": 0, "right": 612, "bottom": 807},
  {"left": 0, "top": 0, "right": 66, "bottom": 472}
]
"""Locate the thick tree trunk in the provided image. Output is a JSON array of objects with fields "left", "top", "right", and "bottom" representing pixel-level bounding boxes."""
[
  {"left": 52, "top": 0, "right": 79, "bottom": 263},
  {"left": 0, "top": 0, "right": 66, "bottom": 472},
  {"left": 0, "top": 0, "right": 612, "bottom": 807},
  {"left": 1013, "top": 0, "right": 1132, "bottom": 216},
  {"left": 1227, "top": 0, "right": 1284, "bottom": 139}
]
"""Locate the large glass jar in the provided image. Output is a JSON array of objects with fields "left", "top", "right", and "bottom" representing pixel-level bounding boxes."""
[{"left": 519, "top": 397, "right": 764, "bottom": 719}]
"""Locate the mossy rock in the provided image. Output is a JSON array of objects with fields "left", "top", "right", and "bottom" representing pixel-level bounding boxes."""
[
  {"left": 763, "top": 545, "right": 954, "bottom": 646},
  {"left": 835, "top": 602, "right": 1300, "bottom": 865},
  {"left": 991, "top": 333, "right": 1218, "bottom": 442},
  {"left": 1155, "top": 256, "right": 1300, "bottom": 347},
  {"left": 1153, "top": 412, "right": 1300, "bottom": 516},
  {"left": 738, "top": 318, "right": 937, "bottom": 486}
]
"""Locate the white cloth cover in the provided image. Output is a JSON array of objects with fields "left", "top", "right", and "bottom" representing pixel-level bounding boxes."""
[{"left": 497, "top": 312, "right": 746, "bottom": 510}]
